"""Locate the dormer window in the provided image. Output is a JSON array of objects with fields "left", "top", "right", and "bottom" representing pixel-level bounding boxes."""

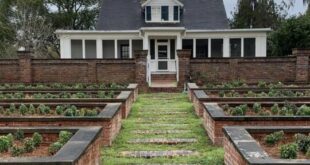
[{"left": 143, "top": 0, "right": 183, "bottom": 23}]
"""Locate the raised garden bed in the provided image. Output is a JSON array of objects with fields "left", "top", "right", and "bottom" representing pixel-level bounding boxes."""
[
  {"left": 0, "top": 90, "right": 134, "bottom": 119},
  {"left": 223, "top": 126, "right": 310, "bottom": 165},
  {"left": 0, "top": 103, "right": 121, "bottom": 146},
  {"left": 202, "top": 102, "right": 310, "bottom": 146},
  {"left": 0, "top": 126, "right": 102, "bottom": 165}
]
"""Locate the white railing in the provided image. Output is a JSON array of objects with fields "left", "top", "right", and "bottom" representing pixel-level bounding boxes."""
[
  {"left": 147, "top": 57, "right": 152, "bottom": 86},
  {"left": 149, "top": 59, "right": 177, "bottom": 73}
]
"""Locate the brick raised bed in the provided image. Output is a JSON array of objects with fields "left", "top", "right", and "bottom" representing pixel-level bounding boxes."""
[
  {"left": 223, "top": 126, "right": 310, "bottom": 165},
  {"left": 0, "top": 90, "right": 134, "bottom": 119},
  {"left": 0, "top": 126, "right": 102, "bottom": 165},
  {"left": 203, "top": 102, "right": 310, "bottom": 146},
  {"left": 0, "top": 103, "right": 121, "bottom": 146}
]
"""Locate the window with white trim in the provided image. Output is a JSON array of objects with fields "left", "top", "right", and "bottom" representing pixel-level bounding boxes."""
[{"left": 145, "top": 5, "right": 181, "bottom": 23}]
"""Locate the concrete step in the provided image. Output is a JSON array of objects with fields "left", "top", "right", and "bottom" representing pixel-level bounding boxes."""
[
  {"left": 151, "top": 74, "right": 177, "bottom": 81},
  {"left": 128, "top": 138, "right": 197, "bottom": 145},
  {"left": 132, "top": 130, "right": 191, "bottom": 135},
  {"left": 121, "top": 150, "right": 199, "bottom": 158}
]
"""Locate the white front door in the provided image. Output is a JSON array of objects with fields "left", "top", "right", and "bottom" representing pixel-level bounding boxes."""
[{"left": 156, "top": 40, "right": 170, "bottom": 71}]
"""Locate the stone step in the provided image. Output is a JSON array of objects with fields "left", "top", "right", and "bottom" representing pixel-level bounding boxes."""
[
  {"left": 136, "top": 112, "right": 189, "bottom": 115},
  {"left": 137, "top": 124, "right": 190, "bottom": 127},
  {"left": 132, "top": 130, "right": 190, "bottom": 135},
  {"left": 128, "top": 138, "right": 197, "bottom": 144},
  {"left": 121, "top": 150, "right": 199, "bottom": 158}
]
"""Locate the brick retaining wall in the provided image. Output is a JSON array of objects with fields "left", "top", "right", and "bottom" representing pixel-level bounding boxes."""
[{"left": 0, "top": 49, "right": 310, "bottom": 86}]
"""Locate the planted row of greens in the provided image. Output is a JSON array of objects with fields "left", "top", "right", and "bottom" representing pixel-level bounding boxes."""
[
  {"left": 0, "top": 129, "right": 72, "bottom": 157},
  {"left": 222, "top": 102, "right": 310, "bottom": 116},
  {"left": 262, "top": 131, "right": 310, "bottom": 159},
  {"left": 0, "top": 83, "right": 127, "bottom": 90},
  {"left": 216, "top": 89, "right": 310, "bottom": 98},
  {"left": 0, "top": 104, "right": 100, "bottom": 117},
  {"left": 0, "top": 91, "right": 116, "bottom": 99},
  {"left": 203, "top": 80, "right": 298, "bottom": 89}
]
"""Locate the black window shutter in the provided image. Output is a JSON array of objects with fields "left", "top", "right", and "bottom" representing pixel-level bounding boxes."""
[
  {"left": 161, "top": 6, "right": 169, "bottom": 20},
  {"left": 173, "top": 6, "right": 179, "bottom": 21},
  {"left": 146, "top": 6, "right": 151, "bottom": 21}
]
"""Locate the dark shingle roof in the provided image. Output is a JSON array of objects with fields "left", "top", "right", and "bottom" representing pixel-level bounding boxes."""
[{"left": 96, "top": 0, "right": 229, "bottom": 30}]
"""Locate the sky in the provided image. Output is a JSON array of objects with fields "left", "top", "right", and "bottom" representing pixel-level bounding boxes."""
[{"left": 223, "top": 0, "right": 307, "bottom": 19}]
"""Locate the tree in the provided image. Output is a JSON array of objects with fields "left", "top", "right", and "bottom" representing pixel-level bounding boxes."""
[
  {"left": 304, "top": 0, "right": 310, "bottom": 14},
  {"left": 269, "top": 15, "right": 310, "bottom": 56},
  {"left": 0, "top": 0, "right": 15, "bottom": 58},
  {"left": 230, "top": 0, "right": 289, "bottom": 29}
]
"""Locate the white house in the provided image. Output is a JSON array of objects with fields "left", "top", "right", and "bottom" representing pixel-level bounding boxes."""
[{"left": 55, "top": 0, "right": 271, "bottom": 86}]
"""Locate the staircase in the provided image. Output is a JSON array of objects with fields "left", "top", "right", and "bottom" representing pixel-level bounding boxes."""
[{"left": 149, "top": 72, "right": 180, "bottom": 92}]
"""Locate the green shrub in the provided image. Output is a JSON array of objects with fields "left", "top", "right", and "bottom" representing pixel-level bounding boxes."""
[
  {"left": 253, "top": 103, "right": 262, "bottom": 113},
  {"left": 56, "top": 105, "right": 65, "bottom": 115},
  {"left": 19, "top": 104, "right": 28, "bottom": 115},
  {"left": 222, "top": 104, "right": 230, "bottom": 112},
  {"left": 231, "top": 106, "right": 247, "bottom": 116},
  {"left": 32, "top": 132, "right": 42, "bottom": 147},
  {"left": 271, "top": 103, "right": 280, "bottom": 115},
  {"left": 64, "top": 108, "right": 75, "bottom": 116},
  {"left": 85, "top": 109, "right": 98, "bottom": 116},
  {"left": 257, "top": 92, "right": 268, "bottom": 97},
  {"left": 9, "top": 103, "right": 16, "bottom": 113},
  {"left": 280, "top": 143, "right": 298, "bottom": 159},
  {"left": 258, "top": 81, "right": 267, "bottom": 88},
  {"left": 28, "top": 104, "right": 36, "bottom": 114},
  {"left": 58, "top": 131, "right": 73, "bottom": 144},
  {"left": 6, "top": 133, "right": 13, "bottom": 147},
  {"left": 24, "top": 138, "right": 35, "bottom": 153},
  {"left": 296, "top": 105, "right": 310, "bottom": 116},
  {"left": 264, "top": 131, "right": 284, "bottom": 145},
  {"left": 246, "top": 91, "right": 256, "bottom": 97},
  {"left": 33, "top": 93, "right": 43, "bottom": 99},
  {"left": 0, "top": 136, "right": 10, "bottom": 152},
  {"left": 218, "top": 91, "right": 225, "bottom": 97},
  {"left": 294, "top": 133, "right": 310, "bottom": 153},
  {"left": 48, "top": 142, "right": 63, "bottom": 155},
  {"left": 38, "top": 104, "right": 50, "bottom": 115},
  {"left": 10, "top": 145, "right": 25, "bottom": 157},
  {"left": 14, "top": 92, "right": 24, "bottom": 99},
  {"left": 306, "top": 147, "right": 310, "bottom": 158},
  {"left": 0, "top": 106, "right": 4, "bottom": 114},
  {"left": 14, "top": 129, "right": 24, "bottom": 141}
]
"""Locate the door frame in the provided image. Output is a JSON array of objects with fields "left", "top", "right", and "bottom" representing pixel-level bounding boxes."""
[{"left": 155, "top": 39, "right": 170, "bottom": 71}]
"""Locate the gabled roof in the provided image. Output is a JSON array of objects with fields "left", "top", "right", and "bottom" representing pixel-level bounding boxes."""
[
  {"left": 96, "top": 0, "right": 229, "bottom": 31},
  {"left": 141, "top": 0, "right": 184, "bottom": 7}
]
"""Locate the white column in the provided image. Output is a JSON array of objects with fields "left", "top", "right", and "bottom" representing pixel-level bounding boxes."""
[
  {"left": 241, "top": 38, "right": 244, "bottom": 57},
  {"left": 176, "top": 34, "right": 182, "bottom": 50},
  {"left": 208, "top": 39, "right": 211, "bottom": 58},
  {"left": 96, "top": 39, "right": 103, "bottom": 59},
  {"left": 193, "top": 38, "right": 196, "bottom": 58},
  {"left": 82, "top": 39, "right": 86, "bottom": 59},
  {"left": 60, "top": 36, "right": 71, "bottom": 59},
  {"left": 256, "top": 36, "right": 267, "bottom": 57},
  {"left": 143, "top": 34, "right": 149, "bottom": 50},
  {"left": 223, "top": 37, "right": 230, "bottom": 58},
  {"left": 114, "top": 39, "right": 118, "bottom": 59},
  {"left": 129, "top": 39, "right": 133, "bottom": 58}
]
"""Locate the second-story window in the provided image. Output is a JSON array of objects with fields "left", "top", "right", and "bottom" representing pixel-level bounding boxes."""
[
  {"left": 161, "top": 6, "right": 169, "bottom": 21},
  {"left": 146, "top": 6, "right": 151, "bottom": 21},
  {"left": 174, "top": 6, "right": 179, "bottom": 21}
]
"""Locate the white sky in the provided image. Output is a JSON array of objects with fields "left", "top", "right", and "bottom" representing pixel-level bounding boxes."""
[{"left": 223, "top": 0, "right": 307, "bottom": 19}]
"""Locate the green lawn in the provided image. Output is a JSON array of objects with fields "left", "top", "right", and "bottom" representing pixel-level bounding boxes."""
[{"left": 101, "top": 93, "right": 224, "bottom": 164}]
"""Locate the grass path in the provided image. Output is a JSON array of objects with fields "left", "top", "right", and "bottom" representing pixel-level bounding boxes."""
[{"left": 101, "top": 93, "right": 224, "bottom": 164}]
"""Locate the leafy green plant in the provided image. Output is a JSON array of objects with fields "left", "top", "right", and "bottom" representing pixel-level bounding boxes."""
[
  {"left": 0, "top": 136, "right": 10, "bottom": 152},
  {"left": 14, "top": 129, "right": 24, "bottom": 141},
  {"left": 10, "top": 145, "right": 25, "bottom": 157},
  {"left": 264, "top": 131, "right": 284, "bottom": 145},
  {"left": 48, "top": 142, "right": 63, "bottom": 155},
  {"left": 294, "top": 133, "right": 310, "bottom": 153},
  {"left": 253, "top": 103, "right": 262, "bottom": 113},
  {"left": 246, "top": 91, "right": 256, "bottom": 97},
  {"left": 257, "top": 81, "right": 267, "bottom": 88},
  {"left": 24, "top": 138, "right": 35, "bottom": 153},
  {"left": 219, "top": 91, "right": 225, "bottom": 97},
  {"left": 296, "top": 105, "right": 310, "bottom": 116},
  {"left": 56, "top": 105, "right": 65, "bottom": 115},
  {"left": 9, "top": 103, "right": 16, "bottom": 113},
  {"left": 58, "top": 131, "right": 73, "bottom": 144},
  {"left": 38, "top": 104, "right": 50, "bottom": 115},
  {"left": 280, "top": 143, "right": 298, "bottom": 159},
  {"left": 32, "top": 132, "right": 42, "bottom": 147},
  {"left": 85, "top": 109, "right": 98, "bottom": 116},
  {"left": 28, "top": 104, "right": 36, "bottom": 114},
  {"left": 19, "top": 104, "right": 28, "bottom": 115},
  {"left": 271, "top": 103, "right": 280, "bottom": 115},
  {"left": 231, "top": 105, "right": 247, "bottom": 116},
  {"left": 6, "top": 134, "right": 13, "bottom": 147}
]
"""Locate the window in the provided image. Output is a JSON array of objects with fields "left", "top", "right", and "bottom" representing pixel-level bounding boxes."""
[
  {"left": 150, "top": 39, "right": 155, "bottom": 59},
  {"left": 174, "top": 6, "right": 179, "bottom": 21},
  {"left": 161, "top": 6, "right": 169, "bottom": 21},
  {"left": 182, "top": 39, "right": 193, "bottom": 57},
  {"left": 244, "top": 38, "right": 256, "bottom": 57},
  {"left": 120, "top": 44, "right": 129, "bottom": 59},
  {"left": 230, "top": 39, "right": 241, "bottom": 57},
  {"left": 146, "top": 6, "right": 151, "bottom": 21},
  {"left": 85, "top": 40, "right": 97, "bottom": 59},
  {"left": 71, "top": 40, "right": 83, "bottom": 59},
  {"left": 211, "top": 39, "right": 223, "bottom": 58},
  {"left": 196, "top": 39, "right": 209, "bottom": 58}
]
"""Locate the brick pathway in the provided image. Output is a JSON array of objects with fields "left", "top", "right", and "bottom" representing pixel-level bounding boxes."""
[{"left": 102, "top": 93, "right": 224, "bottom": 164}]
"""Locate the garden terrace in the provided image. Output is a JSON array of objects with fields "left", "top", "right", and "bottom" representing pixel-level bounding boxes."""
[
  {"left": 0, "top": 103, "right": 121, "bottom": 146},
  {"left": 0, "top": 126, "right": 102, "bottom": 165},
  {"left": 223, "top": 126, "right": 310, "bottom": 165},
  {"left": 203, "top": 102, "right": 310, "bottom": 146},
  {"left": 0, "top": 90, "right": 135, "bottom": 119}
]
